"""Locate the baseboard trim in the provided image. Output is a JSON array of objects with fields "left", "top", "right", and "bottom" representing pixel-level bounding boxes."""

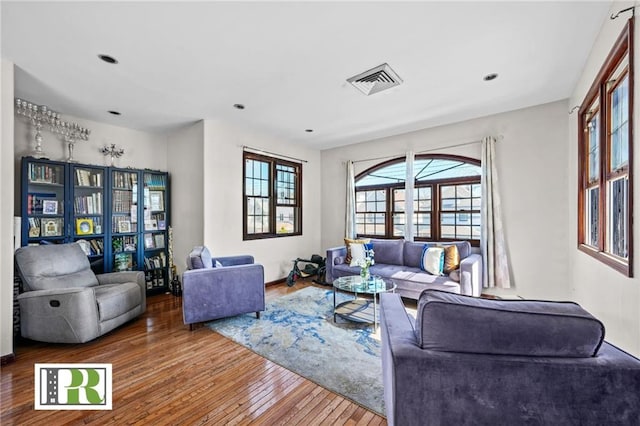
[
  {"left": 1, "top": 352, "right": 16, "bottom": 365},
  {"left": 266, "top": 278, "right": 286, "bottom": 287}
]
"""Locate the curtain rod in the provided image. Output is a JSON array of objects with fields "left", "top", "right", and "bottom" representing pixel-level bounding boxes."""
[
  {"left": 241, "top": 145, "right": 308, "bottom": 164},
  {"left": 351, "top": 136, "right": 502, "bottom": 164}
]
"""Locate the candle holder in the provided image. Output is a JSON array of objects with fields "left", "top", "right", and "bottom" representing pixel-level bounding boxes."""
[{"left": 100, "top": 143, "right": 125, "bottom": 166}]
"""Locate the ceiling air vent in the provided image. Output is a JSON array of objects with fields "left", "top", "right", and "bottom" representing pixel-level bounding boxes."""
[{"left": 347, "top": 63, "right": 403, "bottom": 96}]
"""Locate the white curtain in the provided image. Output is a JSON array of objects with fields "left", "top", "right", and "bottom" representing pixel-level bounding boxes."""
[
  {"left": 480, "top": 136, "right": 511, "bottom": 288},
  {"left": 404, "top": 150, "right": 415, "bottom": 242},
  {"left": 346, "top": 160, "right": 356, "bottom": 239}
]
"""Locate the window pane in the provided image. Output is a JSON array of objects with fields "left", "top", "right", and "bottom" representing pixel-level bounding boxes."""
[
  {"left": 457, "top": 198, "right": 471, "bottom": 210},
  {"left": 586, "top": 187, "right": 599, "bottom": 247},
  {"left": 441, "top": 199, "right": 455, "bottom": 210},
  {"left": 441, "top": 213, "right": 455, "bottom": 225},
  {"left": 441, "top": 225, "right": 455, "bottom": 238},
  {"left": 441, "top": 186, "right": 455, "bottom": 198},
  {"left": 608, "top": 177, "right": 628, "bottom": 258},
  {"left": 394, "top": 189, "right": 405, "bottom": 212},
  {"left": 610, "top": 75, "right": 629, "bottom": 171},
  {"left": 456, "top": 226, "right": 471, "bottom": 239},
  {"left": 393, "top": 213, "right": 404, "bottom": 237},
  {"left": 588, "top": 113, "right": 600, "bottom": 183},
  {"left": 276, "top": 206, "right": 295, "bottom": 234}
]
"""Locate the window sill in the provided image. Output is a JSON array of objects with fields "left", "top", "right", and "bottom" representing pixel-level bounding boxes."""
[{"left": 577, "top": 244, "right": 632, "bottom": 277}]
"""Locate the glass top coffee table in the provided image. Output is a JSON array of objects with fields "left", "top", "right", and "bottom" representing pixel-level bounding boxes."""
[{"left": 333, "top": 275, "right": 397, "bottom": 329}]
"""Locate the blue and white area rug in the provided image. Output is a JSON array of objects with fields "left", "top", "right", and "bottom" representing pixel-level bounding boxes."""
[{"left": 207, "top": 286, "right": 384, "bottom": 415}]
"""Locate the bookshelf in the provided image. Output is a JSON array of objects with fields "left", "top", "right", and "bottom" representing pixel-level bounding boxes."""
[{"left": 20, "top": 157, "right": 170, "bottom": 294}]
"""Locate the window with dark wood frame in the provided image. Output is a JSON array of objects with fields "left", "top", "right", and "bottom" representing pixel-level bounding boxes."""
[
  {"left": 243, "top": 151, "right": 302, "bottom": 240},
  {"left": 578, "top": 17, "right": 634, "bottom": 277},
  {"left": 355, "top": 154, "right": 481, "bottom": 245}
]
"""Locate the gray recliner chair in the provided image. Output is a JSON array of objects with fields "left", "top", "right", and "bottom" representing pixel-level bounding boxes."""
[{"left": 15, "top": 243, "right": 146, "bottom": 343}]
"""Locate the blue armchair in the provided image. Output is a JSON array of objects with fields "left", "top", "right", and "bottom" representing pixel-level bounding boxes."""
[{"left": 182, "top": 246, "right": 265, "bottom": 329}]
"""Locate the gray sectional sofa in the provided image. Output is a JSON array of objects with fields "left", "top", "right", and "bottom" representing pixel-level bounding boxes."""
[{"left": 326, "top": 239, "right": 482, "bottom": 298}]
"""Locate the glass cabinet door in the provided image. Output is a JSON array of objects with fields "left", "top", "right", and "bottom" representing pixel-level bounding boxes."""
[
  {"left": 72, "top": 165, "right": 106, "bottom": 273},
  {"left": 143, "top": 172, "right": 168, "bottom": 291},
  {"left": 23, "top": 159, "right": 66, "bottom": 245},
  {"left": 111, "top": 170, "right": 138, "bottom": 271}
]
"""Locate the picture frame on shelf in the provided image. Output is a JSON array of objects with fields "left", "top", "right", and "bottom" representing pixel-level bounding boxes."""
[
  {"left": 41, "top": 218, "right": 62, "bottom": 237},
  {"left": 144, "top": 233, "right": 155, "bottom": 249},
  {"left": 76, "top": 218, "right": 94, "bottom": 235},
  {"left": 118, "top": 221, "right": 131, "bottom": 233},
  {"left": 154, "top": 234, "right": 165, "bottom": 249},
  {"left": 42, "top": 200, "right": 58, "bottom": 215},
  {"left": 149, "top": 191, "right": 164, "bottom": 211}
]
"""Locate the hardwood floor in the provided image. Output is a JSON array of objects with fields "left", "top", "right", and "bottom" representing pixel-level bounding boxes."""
[{"left": 1, "top": 281, "right": 387, "bottom": 425}]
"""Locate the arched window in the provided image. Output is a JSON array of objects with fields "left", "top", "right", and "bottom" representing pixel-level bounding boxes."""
[{"left": 355, "top": 154, "right": 481, "bottom": 245}]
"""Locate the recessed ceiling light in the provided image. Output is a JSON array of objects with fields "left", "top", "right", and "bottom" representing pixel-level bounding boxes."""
[
  {"left": 233, "top": 104, "right": 245, "bottom": 110},
  {"left": 98, "top": 54, "right": 118, "bottom": 64},
  {"left": 108, "top": 110, "right": 121, "bottom": 115},
  {"left": 305, "top": 129, "right": 313, "bottom": 133},
  {"left": 483, "top": 73, "right": 498, "bottom": 81}
]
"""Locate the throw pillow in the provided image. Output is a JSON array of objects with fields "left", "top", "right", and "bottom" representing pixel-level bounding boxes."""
[
  {"left": 349, "top": 242, "right": 374, "bottom": 267},
  {"left": 442, "top": 245, "right": 461, "bottom": 274},
  {"left": 420, "top": 245, "right": 445, "bottom": 276},
  {"left": 344, "top": 238, "right": 370, "bottom": 265},
  {"left": 214, "top": 260, "right": 223, "bottom": 268},
  {"left": 187, "top": 246, "right": 213, "bottom": 270},
  {"left": 448, "top": 269, "right": 460, "bottom": 282}
]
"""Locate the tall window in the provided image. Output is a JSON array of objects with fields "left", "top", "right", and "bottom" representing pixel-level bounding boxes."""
[
  {"left": 243, "top": 151, "right": 302, "bottom": 239},
  {"left": 578, "top": 18, "right": 634, "bottom": 276},
  {"left": 355, "top": 154, "right": 481, "bottom": 245}
]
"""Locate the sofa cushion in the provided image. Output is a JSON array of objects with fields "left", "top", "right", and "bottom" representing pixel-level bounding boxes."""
[
  {"left": 404, "top": 241, "right": 427, "bottom": 268},
  {"left": 187, "top": 246, "right": 213, "bottom": 270},
  {"left": 94, "top": 282, "right": 142, "bottom": 322},
  {"left": 344, "top": 238, "right": 370, "bottom": 265},
  {"left": 415, "top": 290, "right": 605, "bottom": 357},
  {"left": 420, "top": 246, "right": 445, "bottom": 275},
  {"left": 371, "top": 239, "right": 404, "bottom": 265}
]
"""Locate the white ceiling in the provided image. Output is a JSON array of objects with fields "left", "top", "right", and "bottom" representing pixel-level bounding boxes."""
[{"left": 1, "top": 1, "right": 611, "bottom": 150}]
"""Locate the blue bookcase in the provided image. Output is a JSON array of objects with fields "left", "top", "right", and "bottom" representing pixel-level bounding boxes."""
[{"left": 21, "top": 157, "right": 170, "bottom": 295}]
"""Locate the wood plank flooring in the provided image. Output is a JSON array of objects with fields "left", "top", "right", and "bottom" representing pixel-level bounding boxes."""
[{"left": 1, "top": 280, "right": 386, "bottom": 425}]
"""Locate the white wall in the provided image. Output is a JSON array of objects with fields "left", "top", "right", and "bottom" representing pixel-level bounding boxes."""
[
  {"left": 568, "top": 1, "right": 640, "bottom": 357},
  {"left": 1, "top": 60, "right": 15, "bottom": 358},
  {"left": 202, "top": 119, "right": 322, "bottom": 282},
  {"left": 166, "top": 121, "right": 204, "bottom": 274},
  {"left": 321, "top": 100, "right": 570, "bottom": 300}
]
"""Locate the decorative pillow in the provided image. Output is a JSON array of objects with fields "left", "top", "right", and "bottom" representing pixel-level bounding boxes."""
[
  {"left": 214, "top": 260, "right": 223, "bottom": 268},
  {"left": 420, "top": 245, "right": 445, "bottom": 276},
  {"left": 349, "top": 242, "right": 374, "bottom": 267},
  {"left": 344, "top": 238, "right": 370, "bottom": 265},
  {"left": 187, "top": 246, "right": 213, "bottom": 270},
  {"left": 442, "top": 245, "right": 461, "bottom": 274},
  {"left": 448, "top": 269, "right": 460, "bottom": 282}
]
